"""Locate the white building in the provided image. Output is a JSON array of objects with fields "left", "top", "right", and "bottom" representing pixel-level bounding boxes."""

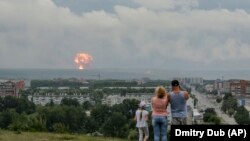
[
  {"left": 103, "top": 93, "right": 153, "bottom": 106},
  {"left": 205, "top": 84, "right": 214, "bottom": 93},
  {"left": 28, "top": 93, "right": 90, "bottom": 105}
]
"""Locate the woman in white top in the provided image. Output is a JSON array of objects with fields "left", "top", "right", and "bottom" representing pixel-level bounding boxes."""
[{"left": 134, "top": 101, "right": 149, "bottom": 141}]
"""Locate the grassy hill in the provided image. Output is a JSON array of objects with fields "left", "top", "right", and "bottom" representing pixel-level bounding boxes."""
[{"left": 0, "top": 130, "right": 128, "bottom": 141}]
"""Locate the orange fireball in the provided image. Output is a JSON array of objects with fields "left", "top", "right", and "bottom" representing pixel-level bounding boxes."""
[{"left": 74, "top": 53, "right": 93, "bottom": 70}]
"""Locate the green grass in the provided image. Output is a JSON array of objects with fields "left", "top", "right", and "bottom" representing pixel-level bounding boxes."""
[{"left": 0, "top": 130, "right": 128, "bottom": 141}]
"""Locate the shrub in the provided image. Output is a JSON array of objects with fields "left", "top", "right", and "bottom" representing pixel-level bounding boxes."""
[
  {"left": 128, "top": 129, "right": 138, "bottom": 140},
  {"left": 53, "top": 123, "right": 69, "bottom": 133}
]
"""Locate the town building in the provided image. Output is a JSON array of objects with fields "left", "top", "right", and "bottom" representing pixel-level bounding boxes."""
[
  {"left": 212, "top": 79, "right": 250, "bottom": 96},
  {"left": 102, "top": 93, "right": 153, "bottom": 106},
  {"left": 205, "top": 84, "right": 214, "bottom": 93},
  {"left": 175, "top": 77, "right": 203, "bottom": 85},
  {"left": 228, "top": 79, "right": 250, "bottom": 96},
  {"left": 0, "top": 80, "right": 25, "bottom": 97},
  {"left": 214, "top": 79, "right": 223, "bottom": 91},
  {"left": 28, "top": 93, "right": 91, "bottom": 105}
]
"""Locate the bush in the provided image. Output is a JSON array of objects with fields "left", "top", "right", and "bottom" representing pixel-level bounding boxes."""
[
  {"left": 228, "top": 108, "right": 235, "bottom": 117},
  {"left": 8, "top": 113, "right": 29, "bottom": 131},
  {"left": 28, "top": 116, "right": 47, "bottom": 132},
  {"left": 203, "top": 108, "right": 220, "bottom": 124},
  {"left": 128, "top": 129, "right": 138, "bottom": 140},
  {"left": 216, "top": 97, "right": 222, "bottom": 103},
  {"left": 102, "top": 112, "right": 129, "bottom": 138},
  {"left": 208, "top": 116, "right": 221, "bottom": 125},
  {"left": 0, "top": 109, "right": 17, "bottom": 129},
  {"left": 52, "top": 123, "right": 69, "bottom": 133},
  {"left": 234, "top": 106, "right": 250, "bottom": 125}
]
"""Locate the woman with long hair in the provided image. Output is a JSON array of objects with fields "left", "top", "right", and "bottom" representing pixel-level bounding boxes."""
[{"left": 151, "top": 86, "right": 168, "bottom": 141}]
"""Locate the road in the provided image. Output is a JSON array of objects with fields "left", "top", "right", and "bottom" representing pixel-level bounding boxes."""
[{"left": 191, "top": 87, "right": 237, "bottom": 125}]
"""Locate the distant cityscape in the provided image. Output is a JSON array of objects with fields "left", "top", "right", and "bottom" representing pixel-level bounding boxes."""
[{"left": 0, "top": 76, "right": 250, "bottom": 125}]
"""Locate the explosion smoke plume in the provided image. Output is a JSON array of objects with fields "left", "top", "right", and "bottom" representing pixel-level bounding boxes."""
[{"left": 74, "top": 53, "right": 93, "bottom": 70}]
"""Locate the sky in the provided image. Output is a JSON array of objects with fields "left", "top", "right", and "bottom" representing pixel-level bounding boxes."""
[{"left": 1, "top": 0, "right": 250, "bottom": 70}]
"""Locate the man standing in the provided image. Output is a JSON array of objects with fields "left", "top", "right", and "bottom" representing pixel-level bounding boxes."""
[{"left": 168, "top": 80, "right": 189, "bottom": 125}]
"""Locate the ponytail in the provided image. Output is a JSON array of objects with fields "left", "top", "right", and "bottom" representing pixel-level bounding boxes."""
[{"left": 139, "top": 109, "right": 143, "bottom": 121}]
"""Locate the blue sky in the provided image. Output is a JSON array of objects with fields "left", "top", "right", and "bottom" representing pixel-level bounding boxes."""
[
  {"left": 53, "top": 0, "right": 250, "bottom": 14},
  {"left": 1, "top": 0, "right": 250, "bottom": 70}
]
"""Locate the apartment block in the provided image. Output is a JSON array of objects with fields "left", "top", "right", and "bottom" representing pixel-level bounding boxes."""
[
  {"left": 0, "top": 80, "right": 25, "bottom": 97},
  {"left": 229, "top": 79, "right": 250, "bottom": 95}
]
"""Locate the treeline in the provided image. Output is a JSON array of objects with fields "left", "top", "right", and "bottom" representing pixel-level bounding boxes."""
[
  {"left": 102, "top": 88, "right": 154, "bottom": 94},
  {"left": 84, "top": 80, "right": 170, "bottom": 88},
  {"left": 31, "top": 79, "right": 171, "bottom": 89},
  {"left": 0, "top": 96, "right": 146, "bottom": 139},
  {"left": 89, "top": 80, "right": 138, "bottom": 88},
  {"left": 31, "top": 80, "right": 87, "bottom": 88}
]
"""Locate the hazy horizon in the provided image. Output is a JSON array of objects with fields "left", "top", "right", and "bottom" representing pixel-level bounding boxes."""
[{"left": 0, "top": 68, "right": 250, "bottom": 80}]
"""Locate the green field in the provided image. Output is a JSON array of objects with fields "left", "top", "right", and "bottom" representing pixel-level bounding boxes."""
[{"left": 0, "top": 130, "right": 127, "bottom": 141}]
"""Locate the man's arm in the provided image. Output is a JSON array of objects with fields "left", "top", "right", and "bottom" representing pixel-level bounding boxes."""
[{"left": 184, "top": 91, "right": 189, "bottom": 100}]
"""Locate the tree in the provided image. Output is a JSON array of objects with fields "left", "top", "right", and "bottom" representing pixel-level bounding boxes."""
[
  {"left": 193, "top": 97, "right": 198, "bottom": 108},
  {"left": 16, "top": 98, "right": 36, "bottom": 114},
  {"left": 3, "top": 96, "right": 18, "bottom": 109},
  {"left": 0, "top": 109, "right": 17, "bottom": 129},
  {"left": 85, "top": 117, "right": 98, "bottom": 133},
  {"left": 38, "top": 106, "right": 65, "bottom": 131},
  {"left": 122, "top": 99, "right": 140, "bottom": 119},
  {"left": 9, "top": 113, "right": 30, "bottom": 131},
  {"left": 62, "top": 106, "right": 86, "bottom": 132},
  {"left": 102, "top": 112, "right": 129, "bottom": 138},
  {"left": 60, "top": 98, "right": 80, "bottom": 107},
  {"left": 120, "top": 89, "right": 126, "bottom": 97},
  {"left": 82, "top": 101, "right": 92, "bottom": 110},
  {"left": 223, "top": 92, "right": 233, "bottom": 100},
  {"left": 216, "top": 97, "right": 222, "bottom": 103},
  {"left": 28, "top": 115, "right": 46, "bottom": 131},
  {"left": 228, "top": 108, "right": 235, "bottom": 117},
  {"left": 221, "top": 93, "right": 237, "bottom": 114},
  {"left": 211, "top": 90, "right": 218, "bottom": 95},
  {"left": 0, "top": 97, "right": 4, "bottom": 112},
  {"left": 234, "top": 106, "right": 250, "bottom": 125},
  {"left": 203, "top": 108, "right": 220, "bottom": 124},
  {"left": 90, "top": 90, "right": 104, "bottom": 104},
  {"left": 45, "top": 99, "right": 55, "bottom": 107},
  {"left": 208, "top": 115, "right": 221, "bottom": 125},
  {"left": 90, "top": 104, "right": 111, "bottom": 131}
]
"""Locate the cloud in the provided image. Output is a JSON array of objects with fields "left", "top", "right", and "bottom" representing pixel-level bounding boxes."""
[
  {"left": 0, "top": 0, "right": 250, "bottom": 70},
  {"left": 132, "top": 0, "right": 199, "bottom": 10}
]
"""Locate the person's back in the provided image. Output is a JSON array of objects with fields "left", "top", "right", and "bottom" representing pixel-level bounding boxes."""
[
  {"left": 135, "top": 109, "right": 148, "bottom": 128},
  {"left": 168, "top": 80, "right": 189, "bottom": 125},
  {"left": 169, "top": 91, "right": 187, "bottom": 118},
  {"left": 151, "top": 86, "right": 168, "bottom": 141},
  {"left": 135, "top": 101, "right": 149, "bottom": 141},
  {"left": 151, "top": 96, "right": 168, "bottom": 116}
]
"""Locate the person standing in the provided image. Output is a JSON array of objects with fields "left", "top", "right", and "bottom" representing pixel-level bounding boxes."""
[
  {"left": 135, "top": 101, "right": 149, "bottom": 141},
  {"left": 168, "top": 80, "right": 189, "bottom": 125},
  {"left": 151, "top": 86, "right": 168, "bottom": 141}
]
